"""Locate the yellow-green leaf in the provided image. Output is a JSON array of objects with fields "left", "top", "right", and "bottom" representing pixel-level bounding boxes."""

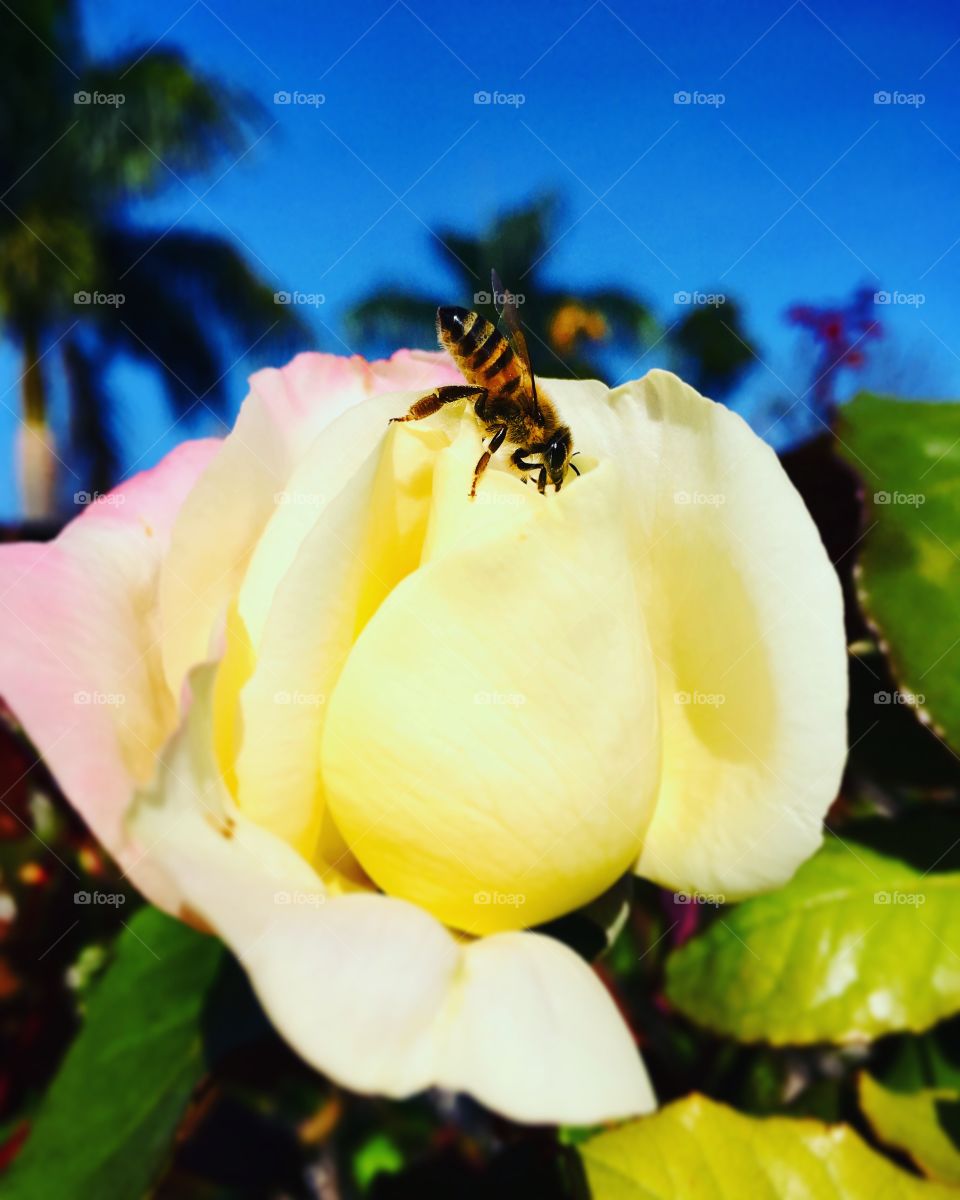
[
  {"left": 860, "top": 1073, "right": 960, "bottom": 1185},
  {"left": 838, "top": 393, "right": 960, "bottom": 752},
  {"left": 578, "top": 1093, "right": 955, "bottom": 1199},
  {"left": 664, "top": 839, "right": 960, "bottom": 1044}
]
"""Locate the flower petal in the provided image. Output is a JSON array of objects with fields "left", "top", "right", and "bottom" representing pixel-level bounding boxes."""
[
  {"left": 226, "top": 386, "right": 470, "bottom": 867},
  {"left": 0, "top": 439, "right": 220, "bottom": 908},
  {"left": 321, "top": 418, "right": 661, "bottom": 935},
  {"left": 544, "top": 369, "right": 847, "bottom": 898},
  {"left": 158, "top": 351, "right": 460, "bottom": 698},
  {"left": 231, "top": 393, "right": 409, "bottom": 858},
  {"left": 433, "top": 928, "right": 654, "bottom": 1122},
  {"left": 129, "top": 665, "right": 655, "bottom": 1124}
]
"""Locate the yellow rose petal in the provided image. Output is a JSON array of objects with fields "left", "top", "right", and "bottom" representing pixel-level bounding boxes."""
[
  {"left": 546, "top": 370, "right": 847, "bottom": 899},
  {"left": 129, "top": 663, "right": 655, "bottom": 1124},
  {"left": 321, "top": 428, "right": 661, "bottom": 935}
]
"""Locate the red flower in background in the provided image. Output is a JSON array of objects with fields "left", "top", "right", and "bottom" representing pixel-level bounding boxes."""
[{"left": 786, "top": 286, "right": 883, "bottom": 423}]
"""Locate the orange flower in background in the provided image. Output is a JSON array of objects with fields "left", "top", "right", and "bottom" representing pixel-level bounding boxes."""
[{"left": 549, "top": 303, "right": 609, "bottom": 354}]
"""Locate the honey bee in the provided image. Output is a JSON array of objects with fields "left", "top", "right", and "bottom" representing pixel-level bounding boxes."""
[{"left": 390, "top": 271, "right": 579, "bottom": 498}]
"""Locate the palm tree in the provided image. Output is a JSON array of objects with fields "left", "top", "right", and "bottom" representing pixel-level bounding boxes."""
[
  {"left": 670, "top": 296, "right": 757, "bottom": 400},
  {"left": 346, "top": 194, "right": 756, "bottom": 394},
  {"left": 1, "top": 0, "right": 305, "bottom": 519},
  {"left": 347, "top": 196, "right": 657, "bottom": 380}
]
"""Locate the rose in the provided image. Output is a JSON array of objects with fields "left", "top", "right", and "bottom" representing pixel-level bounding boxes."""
[{"left": 0, "top": 350, "right": 846, "bottom": 1124}]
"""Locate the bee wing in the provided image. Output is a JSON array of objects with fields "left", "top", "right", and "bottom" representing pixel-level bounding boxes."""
[{"left": 491, "top": 269, "right": 542, "bottom": 420}]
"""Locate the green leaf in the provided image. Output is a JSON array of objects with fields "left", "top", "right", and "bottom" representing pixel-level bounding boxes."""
[
  {"left": 3, "top": 907, "right": 225, "bottom": 1199},
  {"left": 859, "top": 1073, "right": 960, "bottom": 1185},
  {"left": 578, "top": 1093, "right": 955, "bottom": 1199},
  {"left": 664, "top": 839, "right": 960, "bottom": 1044},
  {"left": 879, "top": 1024, "right": 960, "bottom": 1094},
  {"left": 353, "top": 1133, "right": 405, "bottom": 1193},
  {"left": 838, "top": 393, "right": 960, "bottom": 751}
]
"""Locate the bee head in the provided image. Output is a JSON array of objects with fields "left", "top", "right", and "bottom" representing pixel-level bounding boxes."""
[{"left": 545, "top": 427, "right": 574, "bottom": 491}]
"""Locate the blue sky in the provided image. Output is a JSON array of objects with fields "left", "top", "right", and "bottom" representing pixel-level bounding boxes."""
[{"left": 3, "top": 0, "right": 960, "bottom": 516}]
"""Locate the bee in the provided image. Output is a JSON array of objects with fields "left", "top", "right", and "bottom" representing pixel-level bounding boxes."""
[{"left": 390, "top": 272, "right": 579, "bottom": 498}]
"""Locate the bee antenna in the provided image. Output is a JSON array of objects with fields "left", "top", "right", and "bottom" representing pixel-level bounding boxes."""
[{"left": 569, "top": 462, "right": 581, "bottom": 477}]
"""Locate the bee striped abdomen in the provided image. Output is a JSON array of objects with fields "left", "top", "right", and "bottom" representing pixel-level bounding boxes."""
[{"left": 437, "top": 306, "right": 529, "bottom": 395}]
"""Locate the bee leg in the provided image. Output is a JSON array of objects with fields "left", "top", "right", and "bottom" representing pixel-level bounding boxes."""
[
  {"left": 389, "top": 385, "right": 486, "bottom": 424},
  {"left": 470, "top": 425, "right": 508, "bottom": 499},
  {"left": 511, "top": 447, "right": 541, "bottom": 485},
  {"left": 511, "top": 448, "right": 540, "bottom": 472},
  {"left": 536, "top": 465, "right": 547, "bottom": 495}
]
